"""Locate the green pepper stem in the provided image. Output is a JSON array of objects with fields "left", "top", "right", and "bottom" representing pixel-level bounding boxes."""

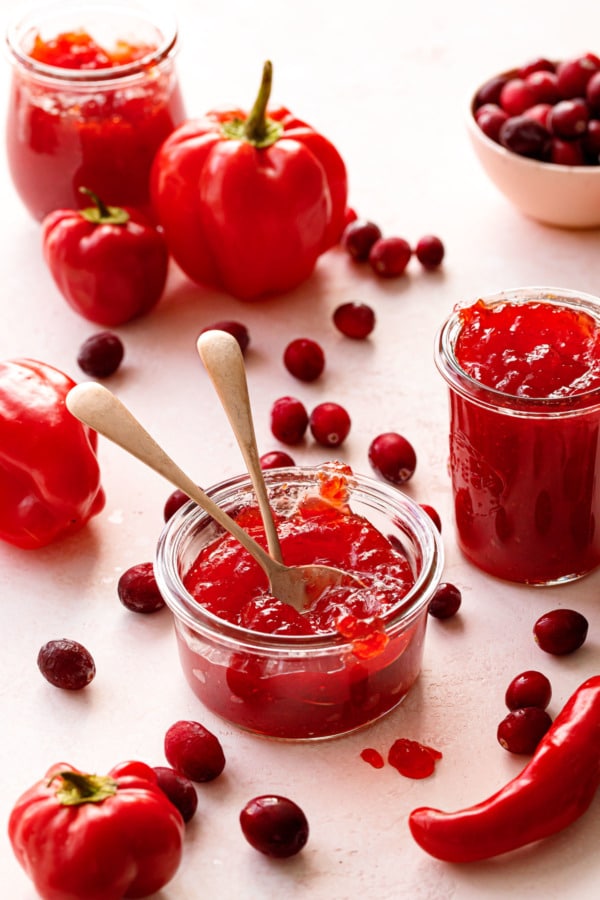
[
  {"left": 50, "top": 769, "right": 118, "bottom": 806},
  {"left": 78, "top": 187, "right": 130, "bottom": 226},
  {"left": 243, "top": 60, "right": 273, "bottom": 144}
]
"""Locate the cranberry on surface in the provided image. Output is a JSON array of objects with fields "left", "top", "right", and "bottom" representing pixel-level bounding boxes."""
[
  {"left": 368, "top": 432, "right": 416, "bottom": 484},
  {"left": 164, "top": 488, "right": 190, "bottom": 521},
  {"left": 240, "top": 795, "right": 309, "bottom": 858},
  {"left": 118, "top": 562, "right": 165, "bottom": 614},
  {"left": 260, "top": 450, "right": 295, "bottom": 469},
  {"left": 37, "top": 638, "right": 96, "bottom": 690},
  {"left": 164, "top": 720, "right": 226, "bottom": 782},
  {"left": 153, "top": 766, "right": 198, "bottom": 823},
  {"left": 428, "top": 583, "right": 461, "bottom": 619},
  {"left": 497, "top": 707, "right": 553, "bottom": 754},
  {"left": 77, "top": 331, "right": 124, "bottom": 378},
  {"left": 309, "top": 402, "right": 351, "bottom": 447},
  {"left": 270, "top": 396, "right": 309, "bottom": 445},
  {"left": 342, "top": 219, "right": 382, "bottom": 261},
  {"left": 533, "top": 608, "right": 589, "bottom": 655},
  {"left": 369, "top": 237, "right": 412, "bottom": 277},
  {"left": 505, "top": 670, "right": 552, "bottom": 711},
  {"left": 420, "top": 504, "right": 442, "bottom": 531},
  {"left": 283, "top": 338, "right": 325, "bottom": 382},
  {"left": 199, "top": 320, "right": 250, "bottom": 354},
  {"left": 333, "top": 301, "right": 376, "bottom": 339},
  {"left": 415, "top": 235, "right": 445, "bottom": 270}
]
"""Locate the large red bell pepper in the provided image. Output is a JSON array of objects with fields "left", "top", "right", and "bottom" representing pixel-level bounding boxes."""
[
  {"left": 150, "top": 61, "right": 348, "bottom": 300},
  {"left": 0, "top": 358, "right": 105, "bottom": 549},
  {"left": 8, "top": 760, "right": 185, "bottom": 899}
]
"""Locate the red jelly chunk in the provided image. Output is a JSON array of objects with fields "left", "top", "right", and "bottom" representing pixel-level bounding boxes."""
[
  {"left": 165, "top": 468, "right": 440, "bottom": 740},
  {"left": 6, "top": 24, "right": 185, "bottom": 220},
  {"left": 439, "top": 293, "right": 600, "bottom": 584}
]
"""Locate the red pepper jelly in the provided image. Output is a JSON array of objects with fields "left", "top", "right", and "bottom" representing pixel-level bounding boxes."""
[
  {"left": 5, "top": 3, "right": 185, "bottom": 221},
  {"left": 436, "top": 288, "right": 600, "bottom": 584},
  {"left": 155, "top": 467, "right": 443, "bottom": 740}
]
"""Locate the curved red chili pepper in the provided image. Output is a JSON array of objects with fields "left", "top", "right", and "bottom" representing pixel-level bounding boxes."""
[{"left": 409, "top": 675, "right": 600, "bottom": 862}]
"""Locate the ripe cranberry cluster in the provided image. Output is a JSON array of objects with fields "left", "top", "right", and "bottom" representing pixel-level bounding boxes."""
[
  {"left": 342, "top": 219, "right": 445, "bottom": 277},
  {"left": 474, "top": 52, "right": 600, "bottom": 164}
]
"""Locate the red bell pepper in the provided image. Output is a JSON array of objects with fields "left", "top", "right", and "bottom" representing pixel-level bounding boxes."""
[
  {"left": 0, "top": 358, "right": 105, "bottom": 549},
  {"left": 42, "top": 188, "right": 169, "bottom": 326},
  {"left": 409, "top": 675, "right": 600, "bottom": 862},
  {"left": 8, "top": 760, "right": 185, "bottom": 899},
  {"left": 150, "top": 60, "right": 348, "bottom": 300}
]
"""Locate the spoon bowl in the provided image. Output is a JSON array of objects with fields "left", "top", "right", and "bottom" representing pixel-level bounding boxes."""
[{"left": 66, "top": 381, "right": 360, "bottom": 611}]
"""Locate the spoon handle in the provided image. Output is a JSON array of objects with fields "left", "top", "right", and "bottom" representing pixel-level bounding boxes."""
[
  {"left": 66, "top": 382, "right": 275, "bottom": 572},
  {"left": 197, "top": 330, "right": 283, "bottom": 562}
]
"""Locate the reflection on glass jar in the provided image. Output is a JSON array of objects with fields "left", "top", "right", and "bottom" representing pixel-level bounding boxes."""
[
  {"left": 5, "top": 1, "right": 186, "bottom": 221},
  {"left": 436, "top": 287, "right": 600, "bottom": 585}
]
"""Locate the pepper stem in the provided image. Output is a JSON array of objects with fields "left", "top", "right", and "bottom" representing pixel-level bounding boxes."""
[
  {"left": 221, "top": 61, "right": 283, "bottom": 148},
  {"left": 49, "top": 769, "right": 118, "bottom": 806},
  {"left": 78, "top": 187, "right": 130, "bottom": 226}
]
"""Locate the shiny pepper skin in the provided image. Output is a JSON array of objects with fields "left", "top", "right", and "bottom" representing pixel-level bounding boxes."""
[
  {"left": 0, "top": 358, "right": 105, "bottom": 549},
  {"left": 151, "top": 61, "right": 348, "bottom": 300},
  {"left": 8, "top": 761, "right": 184, "bottom": 899}
]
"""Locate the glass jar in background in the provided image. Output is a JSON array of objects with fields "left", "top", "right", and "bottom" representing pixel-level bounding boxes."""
[
  {"left": 435, "top": 287, "right": 600, "bottom": 586},
  {"left": 5, "top": 0, "right": 186, "bottom": 221},
  {"left": 155, "top": 467, "right": 444, "bottom": 741}
]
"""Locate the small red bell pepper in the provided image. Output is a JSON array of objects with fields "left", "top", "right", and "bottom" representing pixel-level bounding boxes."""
[
  {"left": 409, "top": 675, "right": 600, "bottom": 862},
  {"left": 150, "top": 60, "right": 348, "bottom": 300},
  {"left": 0, "top": 358, "right": 105, "bottom": 549},
  {"left": 42, "top": 188, "right": 169, "bottom": 326},
  {"left": 8, "top": 760, "right": 185, "bottom": 899}
]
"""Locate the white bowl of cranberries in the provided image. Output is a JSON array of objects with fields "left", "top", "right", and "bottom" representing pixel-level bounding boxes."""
[{"left": 468, "top": 52, "right": 600, "bottom": 227}]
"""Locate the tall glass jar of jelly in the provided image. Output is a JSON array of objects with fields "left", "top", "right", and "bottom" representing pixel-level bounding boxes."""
[{"left": 5, "top": 0, "right": 186, "bottom": 221}]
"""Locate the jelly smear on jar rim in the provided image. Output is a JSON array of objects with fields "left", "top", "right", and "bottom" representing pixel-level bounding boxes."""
[
  {"left": 455, "top": 298, "right": 600, "bottom": 397},
  {"left": 182, "top": 467, "right": 416, "bottom": 654}
]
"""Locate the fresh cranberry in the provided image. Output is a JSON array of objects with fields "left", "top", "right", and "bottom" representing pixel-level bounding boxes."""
[
  {"left": 550, "top": 137, "right": 585, "bottom": 165},
  {"left": 548, "top": 98, "right": 589, "bottom": 138},
  {"left": 270, "top": 396, "right": 309, "bottom": 445},
  {"left": 369, "top": 237, "right": 412, "bottom": 277},
  {"left": 525, "top": 70, "right": 560, "bottom": 105},
  {"left": 341, "top": 219, "right": 382, "bottom": 261},
  {"left": 164, "top": 488, "right": 190, "bottom": 521},
  {"left": 77, "top": 331, "right": 124, "bottom": 378},
  {"left": 474, "top": 74, "right": 509, "bottom": 107},
  {"left": 583, "top": 118, "right": 600, "bottom": 159},
  {"left": 333, "top": 301, "right": 376, "bottom": 339},
  {"left": 368, "top": 432, "right": 416, "bottom": 484},
  {"left": 260, "top": 450, "right": 295, "bottom": 469},
  {"left": 153, "top": 766, "right": 198, "bottom": 823},
  {"left": 37, "top": 639, "right": 96, "bottom": 690},
  {"left": 415, "top": 235, "right": 445, "bottom": 270},
  {"left": 164, "top": 720, "right": 226, "bottom": 782},
  {"left": 198, "top": 320, "right": 250, "bottom": 354},
  {"left": 475, "top": 103, "right": 509, "bottom": 142},
  {"left": 428, "top": 582, "right": 461, "bottom": 619},
  {"left": 505, "top": 670, "right": 552, "bottom": 711},
  {"left": 420, "top": 504, "right": 442, "bottom": 531},
  {"left": 497, "top": 707, "right": 553, "bottom": 754},
  {"left": 499, "top": 115, "right": 550, "bottom": 159},
  {"left": 309, "top": 402, "right": 351, "bottom": 447},
  {"left": 518, "top": 58, "right": 555, "bottom": 79},
  {"left": 240, "top": 795, "right": 309, "bottom": 858},
  {"left": 586, "top": 70, "right": 600, "bottom": 112},
  {"left": 500, "top": 78, "right": 536, "bottom": 115},
  {"left": 557, "top": 55, "right": 599, "bottom": 99},
  {"left": 118, "top": 562, "right": 165, "bottom": 614},
  {"left": 283, "top": 338, "right": 325, "bottom": 382},
  {"left": 524, "top": 102, "right": 552, "bottom": 128},
  {"left": 533, "top": 608, "right": 589, "bottom": 655}
]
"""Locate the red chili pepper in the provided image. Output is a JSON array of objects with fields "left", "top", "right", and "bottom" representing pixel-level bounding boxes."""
[
  {"left": 42, "top": 188, "right": 169, "bottom": 326},
  {"left": 8, "top": 760, "right": 185, "bottom": 899},
  {"left": 409, "top": 675, "right": 600, "bottom": 862},
  {"left": 0, "top": 358, "right": 105, "bottom": 549},
  {"left": 151, "top": 60, "right": 348, "bottom": 300}
]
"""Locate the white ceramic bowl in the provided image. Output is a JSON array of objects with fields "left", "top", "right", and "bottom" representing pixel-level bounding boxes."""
[{"left": 467, "top": 74, "right": 600, "bottom": 229}]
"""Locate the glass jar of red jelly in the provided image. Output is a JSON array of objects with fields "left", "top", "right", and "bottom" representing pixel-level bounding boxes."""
[
  {"left": 436, "top": 287, "right": 600, "bottom": 585},
  {"left": 5, "top": 1, "right": 186, "bottom": 221},
  {"left": 155, "top": 467, "right": 443, "bottom": 741}
]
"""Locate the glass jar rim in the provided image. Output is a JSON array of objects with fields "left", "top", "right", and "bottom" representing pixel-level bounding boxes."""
[
  {"left": 5, "top": 0, "right": 178, "bottom": 83},
  {"left": 435, "top": 285, "right": 600, "bottom": 417},
  {"left": 155, "top": 467, "right": 444, "bottom": 655}
]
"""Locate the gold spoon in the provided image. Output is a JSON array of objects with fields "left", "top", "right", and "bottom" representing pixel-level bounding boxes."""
[{"left": 67, "top": 382, "right": 359, "bottom": 612}]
